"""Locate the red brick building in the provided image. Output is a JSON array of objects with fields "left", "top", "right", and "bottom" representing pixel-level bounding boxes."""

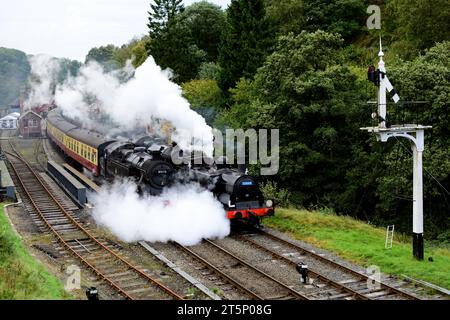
[{"left": 19, "top": 111, "right": 43, "bottom": 138}]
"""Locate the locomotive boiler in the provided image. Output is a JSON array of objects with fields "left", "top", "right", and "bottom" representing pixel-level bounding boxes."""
[{"left": 102, "top": 140, "right": 176, "bottom": 195}]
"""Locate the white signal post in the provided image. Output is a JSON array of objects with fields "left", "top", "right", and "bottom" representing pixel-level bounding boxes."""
[
  {"left": 378, "top": 40, "right": 387, "bottom": 128},
  {"left": 362, "top": 40, "right": 431, "bottom": 260}
]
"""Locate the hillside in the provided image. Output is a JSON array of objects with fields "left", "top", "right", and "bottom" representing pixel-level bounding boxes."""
[{"left": 0, "top": 48, "right": 30, "bottom": 106}]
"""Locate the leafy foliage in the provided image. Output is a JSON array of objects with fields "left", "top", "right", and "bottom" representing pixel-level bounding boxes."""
[
  {"left": 147, "top": 0, "right": 184, "bottom": 37},
  {"left": 218, "top": 0, "right": 273, "bottom": 92},
  {"left": 85, "top": 44, "right": 121, "bottom": 70},
  {"left": 197, "top": 62, "right": 221, "bottom": 81},
  {"left": 386, "top": 0, "right": 450, "bottom": 58},
  {"left": 260, "top": 181, "right": 292, "bottom": 207},
  {"left": 181, "top": 1, "right": 227, "bottom": 62},
  {"left": 0, "top": 48, "right": 30, "bottom": 106},
  {"left": 224, "top": 31, "right": 365, "bottom": 205},
  {"left": 112, "top": 37, "right": 150, "bottom": 68},
  {"left": 266, "top": 0, "right": 305, "bottom": 35},
  {"left": 302, "top": 0, "right": 366, "bottom": 40},
  {"left": 267, "top": 0, "right": 366, "bottom": 40},
  {"left": 182, "top": 79, "right": 224, "bottom": 124},
  {"left": 147, "top": 0, "right": 211, "bottom": 83}
]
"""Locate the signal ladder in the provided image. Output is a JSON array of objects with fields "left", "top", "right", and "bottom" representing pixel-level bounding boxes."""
[{"left": 385, "top": 225, "right": 395, "bottom": 249}]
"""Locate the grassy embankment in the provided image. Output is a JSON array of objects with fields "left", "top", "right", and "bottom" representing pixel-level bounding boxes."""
[
  {"left": 0, "top": 204, "right": 70, "bottom": 299},
  {"left": 265, "top": 208, "right": 450, "bottom": 290}
]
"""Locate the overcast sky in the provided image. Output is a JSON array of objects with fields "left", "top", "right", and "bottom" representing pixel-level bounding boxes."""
[{"left": 0, "top": 0, "right": 231, "bottom": 62}]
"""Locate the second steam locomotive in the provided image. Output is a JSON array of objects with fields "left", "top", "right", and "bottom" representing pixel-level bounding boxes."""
[{"left": 46, "top": 108, "right": 274, "bottom": 223}]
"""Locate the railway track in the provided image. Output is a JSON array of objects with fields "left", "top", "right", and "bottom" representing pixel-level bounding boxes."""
[
  {"left": 4, "top": 131, "right": 428, "bottom": 301},
  {"left": 238, "top": 228, "right": 421, "bottom": 300},
  {"left": 174, "top": 239, "right": 310, "bottom": 300},
  {"left": 3, "top": 147, "right": 184, "bottom": 300}
]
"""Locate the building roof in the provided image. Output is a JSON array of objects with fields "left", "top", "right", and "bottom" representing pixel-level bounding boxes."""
[
  {"left": 19, "top": 110, "right": 42, "bottom": 120},
  {"left": 0, "top": 112, "right": 20, "bottom": 121}
]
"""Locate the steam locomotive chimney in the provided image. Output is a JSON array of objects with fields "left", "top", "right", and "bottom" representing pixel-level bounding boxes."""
[
  {"left": 237, "top": 154, "right": 247, "bottom": 174},
  {"left": 237, "top": 163, "right": 247, "bottom": 174}
]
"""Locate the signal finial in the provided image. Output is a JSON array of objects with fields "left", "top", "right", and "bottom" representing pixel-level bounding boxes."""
[{"left": 378, "top": 37, "right": 386, "bottom": 72}]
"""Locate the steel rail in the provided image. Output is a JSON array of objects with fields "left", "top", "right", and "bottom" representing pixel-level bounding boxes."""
[
  {"left": 237, "top": 234, "right": 370, "bottom": 300},
  {"left": 5, "top": 149, "right": 183, "bottom": 300},
  {"left": 173, "top": 242, "right": 264, "bottom": 300},
  {"left": 201, "top": 239, "right": 310, "bottom": 300},
  {"left": 253, "top": 228, "right": 420, "bottom": 300}
]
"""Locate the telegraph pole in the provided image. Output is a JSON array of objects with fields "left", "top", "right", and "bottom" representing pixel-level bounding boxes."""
[{"left": 362, "top": 40, "right": 431, "bottom": 260}]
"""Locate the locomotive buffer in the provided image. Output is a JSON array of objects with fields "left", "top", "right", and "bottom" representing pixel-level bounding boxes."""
[{"left": 361, "top": 39, "right": 431, "bottom": 260}]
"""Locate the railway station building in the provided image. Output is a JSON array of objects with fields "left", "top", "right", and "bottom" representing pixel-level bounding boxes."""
[{"left": 19, "top": 110, "right": 43, "bottom": 138}]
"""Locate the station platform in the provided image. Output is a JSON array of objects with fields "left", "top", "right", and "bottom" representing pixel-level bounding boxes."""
[
  {"left": 47, "top": 161, "right": 86, "bottom": 206},
  {"left": 62, "top": 163, "right": 101, "bottom": 193},
  {"left": 0, "top": 160, "right": 16, "bottom": 201}
]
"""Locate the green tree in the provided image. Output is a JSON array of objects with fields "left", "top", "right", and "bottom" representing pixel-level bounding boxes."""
[
  {"left": 113, "top": 36, "right": 150, "bottom": 68},
  {"left": 266, "top": 0, "right": 365, "bottom": 40},
  {"left": 197, "top": 62, "right": 221, "bottom": 81},
  {"left": 182, "top": 79, "right": 225, "bottom": 124},
  {"left": 85, "top": 44, "right": 120, "bottom": 70},
  {"left": 0, "top": 48, "right": 30, "bottom": 106},
  {"left": 266, "top": 0, "right": 305, "bottom": 35},
  {"left": 181, "top": 1, "right": 227, "bottom": 62},
  {"left": 386, "top": 0, "right": 450, "bottom": 57},
  {"left": 302, "top": 0, "right": 366, "bottom": 40},
  {"left": 218, "top": 0, "right": 273, "bottom": 93},
  {"left": 147, "top": 0, "right": 184, "bottom": 37},
  {"left": 57, "top": 58, "right": 82, "bottom": 83},
  {"left": 149, "top": 16, "right": 207, "bottom": 83},
  {"left": 222, "top": 31, "right": 365, "bottom": 205},
  {"left": 147, "top": 0, "right": 206, "bottom": 83}
]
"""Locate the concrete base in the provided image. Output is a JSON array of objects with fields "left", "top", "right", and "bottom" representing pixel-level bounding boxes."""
[{"left": 413, "top": 233, "right": 424, "bottom": 260}]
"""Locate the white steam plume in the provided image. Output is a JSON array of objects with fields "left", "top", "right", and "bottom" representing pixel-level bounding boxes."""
[
  {"left": 54, "top": 57, "right": 214, "bottom": 155},
  {"left": 24, "top": 54, "right": 60, "bottom": 110},
  {"left": 91, "top": 180, "right": 230, "bottom": 246}
]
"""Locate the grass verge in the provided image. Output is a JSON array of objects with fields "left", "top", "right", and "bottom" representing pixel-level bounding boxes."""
[
  {"left": 0, "top": 204, "right": 70, "bottom": 299},
  {"left": 265, "top": 208, "right": 450, "bottom": 290}
]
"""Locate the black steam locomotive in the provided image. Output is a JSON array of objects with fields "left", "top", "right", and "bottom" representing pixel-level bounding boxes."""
[{"left": 46, "top": 108, "right": 274, "bottom": 223}]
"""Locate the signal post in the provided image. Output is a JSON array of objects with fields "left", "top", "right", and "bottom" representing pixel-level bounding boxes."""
[{"left": 361, "top": 41, "right": 431, "bottom": 260}]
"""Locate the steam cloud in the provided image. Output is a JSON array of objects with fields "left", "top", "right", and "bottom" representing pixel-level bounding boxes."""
[
  {"left": 24, "top": 54, "right": 60, "bottom": 110},
  {"left": 26, "top": 54, "right": 226, "bottom": 245},
  {"left": 54, "top": 57, "right": 214, "bottom": 155},
  {"left": 91, "top": 180, "right": 230, "bottom": 246}
]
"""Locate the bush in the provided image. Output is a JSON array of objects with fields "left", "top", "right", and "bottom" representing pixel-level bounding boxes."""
[
  {"left": 260, "top": 181, "right": 291, "bottom": 207},
  {"left": 198, "top": 62, "right": 221, "bottom": 81}
]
